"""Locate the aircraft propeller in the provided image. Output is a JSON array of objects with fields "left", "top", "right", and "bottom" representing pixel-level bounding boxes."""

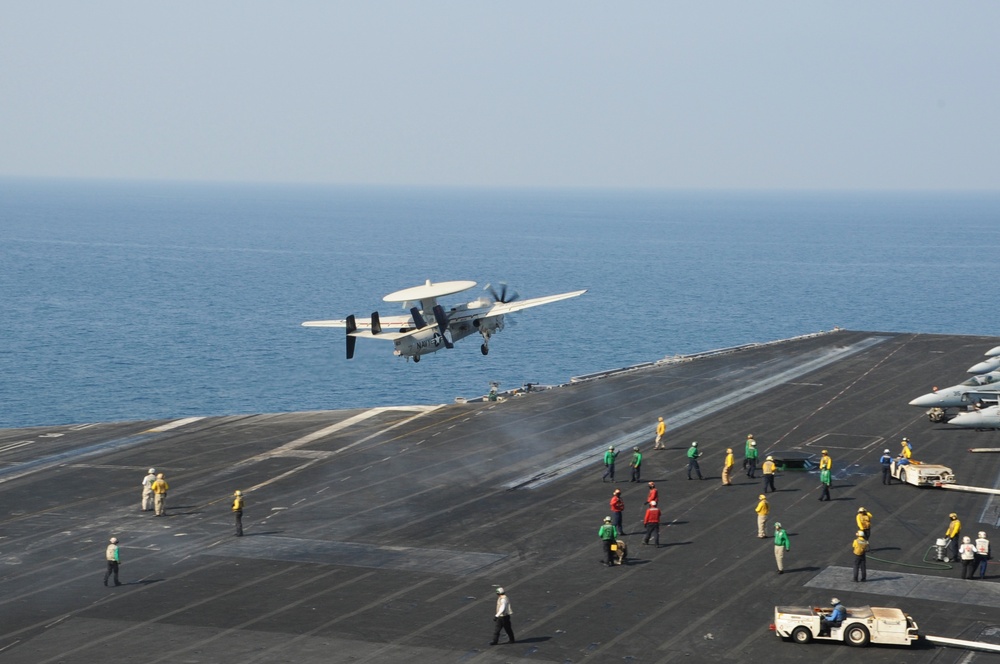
[
  {"left": 431, "top": 304, "right": 455, "bottom": 349},
  {"left": 485, "top": 282, "right": 519, "bottom": 304}
]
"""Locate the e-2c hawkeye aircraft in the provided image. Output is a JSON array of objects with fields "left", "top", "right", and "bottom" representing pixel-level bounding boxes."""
[{"left": 302, "top": 280, "right": 586, "bottom": 362}]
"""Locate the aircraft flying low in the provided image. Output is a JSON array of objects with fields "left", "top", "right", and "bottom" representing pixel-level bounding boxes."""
[
  {"left": 908, "top": 370, "right": 1000, "bottom": 412},
  {"left": 948, "top": 404, "right": 1000, "bottom": 430},
  {"left": 302, "top": 280, "right": 586, "bottom": 362}
]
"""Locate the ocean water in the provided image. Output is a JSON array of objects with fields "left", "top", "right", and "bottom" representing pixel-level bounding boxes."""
[{"left": 1, "top": 178, "right": 998, "bottom": 428}]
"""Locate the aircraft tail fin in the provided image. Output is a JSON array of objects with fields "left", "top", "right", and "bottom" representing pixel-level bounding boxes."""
[{"left": 346, "top": 315, "right": 357, "bottom": 359}]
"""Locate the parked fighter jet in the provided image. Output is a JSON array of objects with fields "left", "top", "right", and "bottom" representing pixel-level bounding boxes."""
[
  {"left": 909, "top": 371, "right": 1000, "bottom": 411},
  {"left": 948, "top": 404, "right": 1000, "bottom": 429},
  {"left": 969, "top": 355, "right": 1000, "bottom": 374},
  {"left": 303, "top": 280, "right": 586, "bottom": 362}
]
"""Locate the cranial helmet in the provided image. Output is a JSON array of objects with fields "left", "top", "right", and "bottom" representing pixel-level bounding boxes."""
[
  {"left": 950, "top": 512, "right": 958, "bottom": 519},
  {"left": 758, "top": 494, "right": 766, "bottom": 500},
  {"left": 604, "top": 516, "right": 611, "bottom": 522},
  {"left": 148, "top": 468, "right": 155, "bottom": 474},
  {"left": 831, "top": 597, "right": 840, "bottom": 605},
  {"left": 110, "top": 537, "right": 118, "bottom": 544},
  {"left": 650, "top": 501, "right": 657, "bottom": 506},
  {"left": 496, "top": 587, "right": 504, "bottom": 595},
  {"left": 856, "top": 531, "right": 865, "bottom": 537}
]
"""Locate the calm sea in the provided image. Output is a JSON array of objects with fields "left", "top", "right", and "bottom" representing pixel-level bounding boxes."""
[{"left": 1, "top": 178, "right": 998, "bottom": 428}]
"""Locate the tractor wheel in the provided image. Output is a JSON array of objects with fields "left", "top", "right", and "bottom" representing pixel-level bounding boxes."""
[
  {"left": 791, "top": 626, "right": 812, "bottom": 644},
  {"left": 846, "top": 624, "right": 870, "bottom": 647}
]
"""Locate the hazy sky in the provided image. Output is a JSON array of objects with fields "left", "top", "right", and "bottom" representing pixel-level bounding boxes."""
[{"left": 2, "top": 2, "right": 998, "bottom": 189}]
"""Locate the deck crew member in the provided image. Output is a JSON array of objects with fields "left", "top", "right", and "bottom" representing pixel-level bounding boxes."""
[
  {"left": 755, "top": 494, "right": 769, "bottom": 538},
  {"left": 489, "top": 587, "right": 515, "bottom": 645},
  {"left": 653, "top": 417, "right": 666, "bottom": 450},
  {"left": 743, "top": 434, "right": 755, "bottom": 471},
  {"left": 818, "top": 465, "right": 831, "bottom": 501},
  {"left": 773, "top": 522, "right": 790, "bottom": 574},
  {"left": 141, "top": 468, "right": 156, "bottom": 511},
  {"left": 761, "top": 455, "right": 777, "bottom": 493},
  {"left": 644, "top": 481, "right": 658, "bottom": 507},
  {"left": 959, "top": 536, "right": 978, "bottom": 579},
  {"left": 151, "top": 472, "right": 169, "bottom": 516},
  {"left": 610, "top": 489, "right": 625, "bottom": 535},
  {"left": 856, "top": 507, "right": 872, "bottom": 539},
  {"left": 630, "top": 446, "right": 643, "bottom": 483},
  {"left": 686, "top": 441, "right": 703, "bottom": 480},
  {"left": 104, "top": 537, "right": 121, "bottom": 587},
  {"left": 598, "top": 516, "right": 618, "bottom": 567},
  {"left": 852, "top": 530, "right": 868, "bottom": 582},
  {"left": 900, "top": 437, "right": 913, "bottom": 459},
  {"left": 945, "top": 513, "right": 962, "bottom": 562},
  {"left": 976, "top": 531, "right": 991, "bottom": 579},
  {"left": 818, "top": 450, "right": 832, "bottom": 472},
  {"left": 643, "top": 501, "right": 661, "bottom": 547},
  {"left": 821, "top": 598, "right": 845, "bottom": 634},
  {"left": 722, "top": 448, "right": 735, "bottom": 486},
  {"left": 602, "top": 446, "right": 619, "bottom": 482},
  {"left": 879, "top": 449, "right": 893, "bottom": 485},
  {"left": 745, "top": 437, "right": 759, "bottom": 478},
  {"left": 232, "top": 490, "right": 244, "bottom": 536}
]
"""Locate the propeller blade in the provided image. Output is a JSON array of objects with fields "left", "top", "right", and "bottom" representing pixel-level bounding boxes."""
[
  {"left": 432, "top": 305, "right": 454, "bottom": 349},
  {"left": 409, "top": 307, "right": 428, "bottom": 329},
  {"left": 346, "top": 314, "right": 357, "bottom": 360},
  {"left": 485, "top": 281, "right": 518, "bottom": 303}
]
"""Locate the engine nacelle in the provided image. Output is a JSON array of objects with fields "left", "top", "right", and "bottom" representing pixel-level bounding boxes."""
[{"left": 473, "top": 315, "right": 504, "bottom": 337}]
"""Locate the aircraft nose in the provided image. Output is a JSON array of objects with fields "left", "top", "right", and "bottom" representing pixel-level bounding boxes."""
[
  {"left": 909, "top": 393, "right": 942, "bottom": 407},
  {"left": 986, "top": 345, "right": 1000, "bottom": 357},
  {"left": 969, "top": 358, "right": 1000, "bottom": 374},
  {"left": 950, "top": 411, "right": 986, "bottom": 428}
]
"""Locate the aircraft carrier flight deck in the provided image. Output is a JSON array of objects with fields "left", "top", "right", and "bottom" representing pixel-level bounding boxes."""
[{"left": 2, "top": 330, "right": 1000, "bottom": 663}]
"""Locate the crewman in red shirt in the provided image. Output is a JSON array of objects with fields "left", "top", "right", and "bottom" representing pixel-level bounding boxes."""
[{"left": 643, "top": 501, "right": 662, "bottom": 547}]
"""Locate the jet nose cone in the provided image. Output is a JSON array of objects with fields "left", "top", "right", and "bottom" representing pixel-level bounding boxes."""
[
  {"left": 969, "top": 358, "right": 1000, "bottom": 374},
  {"left": 950, "top": 411, "right": 985, "bottom": 428},
  {"left": 909, "top": 393, "right": 942, "bottom": 407},
  {"left": 986, "top": 345, "right": 1000, "bottom": 357}
]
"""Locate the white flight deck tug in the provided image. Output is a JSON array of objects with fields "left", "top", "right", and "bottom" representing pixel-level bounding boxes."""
[
  {"left": 772, "top": 604, "right": 920, "bottom": 647},
  {"left": 890, "top": 458, "right": 956, "bottom": 486}
]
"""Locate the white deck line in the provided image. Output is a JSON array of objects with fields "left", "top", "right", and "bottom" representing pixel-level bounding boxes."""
[
  {"left": 246, "top": 405, "right": 445, "bottom": 463},
  {"left": 144, "top": 417, "right": 206, "bottom": 433}
]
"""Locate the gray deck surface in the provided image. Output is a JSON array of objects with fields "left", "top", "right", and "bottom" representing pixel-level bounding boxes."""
[{"left": 2, "top": 330, "right": 1000, "bottom": 663}]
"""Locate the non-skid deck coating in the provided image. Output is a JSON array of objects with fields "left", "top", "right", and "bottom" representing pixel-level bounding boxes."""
[{"left": 2, "top": 330, "right": 1000, "bottom": 663}]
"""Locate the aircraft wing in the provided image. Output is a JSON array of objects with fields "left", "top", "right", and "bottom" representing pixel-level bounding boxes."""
[
  {"left": 302, "top": 314, "right": 413, "bottom": 330},
  {"left": 476, "top": 289, "right": 587, "bottom": 317}
]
